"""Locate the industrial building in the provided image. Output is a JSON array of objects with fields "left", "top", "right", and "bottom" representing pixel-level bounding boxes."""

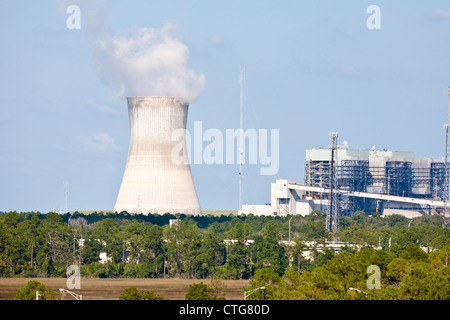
[
  {"left": 304, "top": 148, "right": 445, "bottom": 216},
  {"left": 239, "top": 87, "right": 450, "bottom": 228},
  {"left": 239, "top": 147, "right": 446, "bottom": 219},
  {"left": 114, "top": 96, "right": 201, "bottom": 215}
]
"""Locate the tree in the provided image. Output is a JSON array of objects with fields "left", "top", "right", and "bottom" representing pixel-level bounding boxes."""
[
  {"left": 200, "top": 230, "right": 226, "bottom": 276},
  {"left": 309, "top": 210, "right": 326, "bottom": 220},
  {"left": 118, "top": 287, "right": 165, "bottom": 300},
  {"left": 399, "top": 244, "right": 429, "bottom": 263},
  {"left": 39, "top": 213, "right": 73, "bottom": 276},
  {"left": 312, "top": 251, "right": 365, "bottom": 296},
  {"left": 19, "top": 218, "right": 40, "bottom": 272},
  {"left": 0, "top": 212, "right": 24, "bottom": 275},
  {"left": 386, "top": 258, "right": 409, "bottom": 284},
  {"left": 244, "top": 268, "right": 280, "bottom": 300},
  {"left": 421, "top": 267, "right": 450, "bottom": 300},
  {"left": 179, "top": 222, "right": 202, "bottom": 278},
  {"left": 81, "top": 239, "right": 103, "bottom": 265},
  {"left": 355, "top": 248, "right": 395, "bottom": 282},
  {"left": 429, "top": 246, "right": 450, "bottom": 268},
  {"left": 276, "top": 267, "right": 338, "bottom": 300},
  {"left": 386, "top": 214, "right": 408, "bottom": 228},
  {"left": 207, "top": 275, "right": 227, "bottom": 300},
  {"left": 163, "top": 220, "right": 202, "bottom": 278},
  {"left": 11, "top": 280, "right": 55, "bottom": 300},
  {"left": 95, "top": 218, "right": 119, "bottom": 262},
  {"left": 304, "top": 221, "right": 327, "bottom": 240},
  {"left": 127, "top": 233, "right": 144, "bottom": 264},
  {"left": 353, "top": 211, "right": 368, "bottom": 227},
  {"left": 163, "top": 222, "right": 182, "bottom": 277},
  {"left": 226, "top": 221, "right": 251, "bottom": 241},
  {"left": 45, "top": 212, "right": 62, "bottom": 223},
  {"left": 225, "top": 222, "right": 252, "bottom": 279},
  {"left": 311, "top": 247, "right": 335, "bottom": 267},
  {"left": 140, "top": 224, "right": 165, "bottom": 277},
  {"left": 399, "top": 264, "right": 429, "bottom": 299},
  {"left": 340, "top": 226, "right": 368, "bottom": 246},
  {"left": 185, "top": 282, "right": 211, "bottom": 300},
  {"left": 290, "top": 239, "right": 308, "bottom": 272},
  {"left": 253, "top": 223, "right": 288, "bottom": 275}
]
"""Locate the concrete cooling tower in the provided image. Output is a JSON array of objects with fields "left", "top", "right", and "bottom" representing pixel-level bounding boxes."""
[{"left": 114, "top": 96, "right": 201, "bottom": 215}]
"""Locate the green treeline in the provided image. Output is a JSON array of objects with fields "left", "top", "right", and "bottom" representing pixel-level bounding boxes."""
[
  {"left": 244, "top": 245, "right": 450, "bottom": 300},
  {"left": 0, "top": 210, "right": 449, "bottom": 285}
]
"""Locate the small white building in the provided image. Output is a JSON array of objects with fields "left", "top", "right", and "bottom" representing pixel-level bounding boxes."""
[{"left": 239, "top": 179, "right": 325, "bottom": 216}]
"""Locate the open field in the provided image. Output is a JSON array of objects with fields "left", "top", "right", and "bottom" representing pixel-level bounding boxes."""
[{"left": 0, "top": 278, "right": 249, "bottom": 300}]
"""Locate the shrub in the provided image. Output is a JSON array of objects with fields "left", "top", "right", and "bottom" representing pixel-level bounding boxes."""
[
  {"left": 10, "top": 280, "right": 55, "bottom": 300},
  {"left": 185, "top": 282, "right": 211, "bottom": 300},
  {"left": 118, "top": 287, "right": 165, "bottom": 300}
]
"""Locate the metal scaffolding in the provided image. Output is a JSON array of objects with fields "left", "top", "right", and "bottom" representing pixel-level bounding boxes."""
[
  {"left": 413, "top": 160, "right": 445, "bottom": 200},
  {"left": 337, "top": 160, "right": 370, "bottom": 215},
  {"left": 385, "top": 161, "right": 413, "bottom": 197},
  {"left": 305, "top": 151, "right": 445, "bottom": 217}
]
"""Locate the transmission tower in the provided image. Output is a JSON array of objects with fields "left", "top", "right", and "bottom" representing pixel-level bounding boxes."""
[
  {"left": 327, "top": 132, "right": 339, "bottom": 233},
  {"left": 444, "top": 87, "right": 450, "bottom": 228}
]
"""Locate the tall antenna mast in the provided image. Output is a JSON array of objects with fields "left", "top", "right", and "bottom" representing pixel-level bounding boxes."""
[
  {"left": 239, "top": 67, "right": 244, "bottom": 211},
  {"left": 444, "top": 87, "right": 450, "bottom": 228}
]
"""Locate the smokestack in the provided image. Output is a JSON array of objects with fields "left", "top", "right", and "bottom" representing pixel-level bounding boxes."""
[{"left": 114, "top": 96, "right": 201, "bottom": 215}]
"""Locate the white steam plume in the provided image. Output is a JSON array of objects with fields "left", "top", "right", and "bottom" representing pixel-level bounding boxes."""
[
  {"left": 93, "top": 24, "right": 205, "bottom": 102},
  {"left": 57, "top": 1, "right": 205, "bottom": 102}
]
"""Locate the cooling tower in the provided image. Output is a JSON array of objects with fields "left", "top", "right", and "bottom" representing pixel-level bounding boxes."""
[{"left": 114, "top": 96, "right": 201, "bottom": 215}]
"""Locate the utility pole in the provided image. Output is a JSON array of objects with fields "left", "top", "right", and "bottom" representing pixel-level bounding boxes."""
[{"left": 327, "top": 132, "right": 339, "bottom": 233}]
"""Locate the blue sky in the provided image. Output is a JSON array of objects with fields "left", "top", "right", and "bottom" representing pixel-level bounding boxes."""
[{"left": 1, "top": 1, "right": 450, "bottom": 213}]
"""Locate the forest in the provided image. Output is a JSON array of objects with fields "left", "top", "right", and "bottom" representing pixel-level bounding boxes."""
[{"left": 0, "top": 210, "right": 449, "bottom": 299}]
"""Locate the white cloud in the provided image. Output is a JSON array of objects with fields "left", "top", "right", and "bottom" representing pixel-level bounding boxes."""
[
  {"left": 83, "top": 133, "right": 120, "bottom": 153},
  {"left": 428, "top": 9, "right": 450, "bottom": 21}
]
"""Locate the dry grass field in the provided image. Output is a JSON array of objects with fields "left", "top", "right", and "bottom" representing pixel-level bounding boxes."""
[{"left": 0, "top": 277, "right": 250, "bottom": 300}]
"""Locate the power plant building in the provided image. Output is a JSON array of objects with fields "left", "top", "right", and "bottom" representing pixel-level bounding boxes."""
[
  {"left": 305, "top": 148, "right": 444, "bottom": 215},
  {"left": 239, "top": 147, "right": 446, "bottom": 218}
]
